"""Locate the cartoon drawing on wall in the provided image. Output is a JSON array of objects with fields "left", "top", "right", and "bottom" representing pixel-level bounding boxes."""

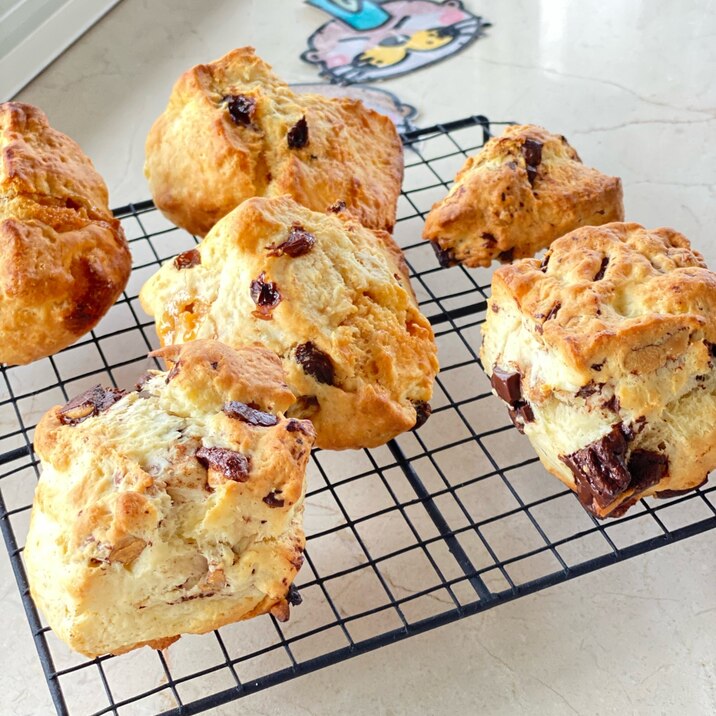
[
  {"left": 291, "top": 82, "right": 418, "bottom": 132},
  {"left": 302, "top": 0, "right": 490, "bottom": 84}
]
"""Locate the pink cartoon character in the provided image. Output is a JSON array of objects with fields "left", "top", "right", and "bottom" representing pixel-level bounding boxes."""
[{"left": 303, "top": 0, "right": 490, "bottom": 84}]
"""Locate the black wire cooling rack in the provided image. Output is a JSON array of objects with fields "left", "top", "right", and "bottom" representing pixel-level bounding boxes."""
[{"left": 2, "top": 115, "right": 715, "bottom": 715}]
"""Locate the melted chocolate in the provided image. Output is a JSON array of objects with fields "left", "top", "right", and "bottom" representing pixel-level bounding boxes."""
[
  {"left": 223, "top": 401, "right": 278, "bottom": 427},
  {"left": 560, "top": 424, "right": 631, "bottom": 510},
  {"left": 593, "top": 257, "right": 609, "bottom": 281},
  {"left": 224, "top": 94, "right": 256, "bottom": 126},
  {"left": 196, "top": 446, "right": 250, "bottom": 482},
  {"left": 490, "top": 366, "right": 522, "bottom": 405},
  {"left": 431, "top": 241, "right": 457, "bottom": 268},
  {"left": 287, "top": 116, "right": 309, "bottom": 148},
  {"left": 263, "top": 491, "right": 285, "bottom": 508},
  {"left": 521, "top": 138, "right": 543, "bottom": 186},
  {"left": 295, "top": 342, "right": 334, "bottom": 385},
  {"left": 58, "top": 385, "right": 126, "bottom": 425},
  {"left": 267, "top": 225, "right": 316, "bottom": 258},
  {"left": 412, "top": 401, "right": 432, "bottom": 429}
]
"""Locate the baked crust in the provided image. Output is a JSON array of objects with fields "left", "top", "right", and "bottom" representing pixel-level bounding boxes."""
[
  {"left": 480, "top": 222, "right": 715, "bottom": 517},
  {"left": 423, "top": 124, "right": 624, "bottom": 268},
  {"left": 25, "top": 340, "right": 315, "bottom": 658},
  {"left": 139, "top": 195, "right": 438, "bottom": 450},
  {"left": 0, "top": 102, "right": 130, "bottom": 364},
  {"left": 145, "top": 47, "right": 403, "bottom": 236}
]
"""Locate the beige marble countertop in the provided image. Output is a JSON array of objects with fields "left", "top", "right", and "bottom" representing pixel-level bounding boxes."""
[{"left": 3, "top": 0, "right": 715, "bottom": 714}]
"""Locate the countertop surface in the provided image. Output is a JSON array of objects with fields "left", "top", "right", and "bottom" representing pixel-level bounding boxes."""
[{"left": 3, "top": 1, "right": 715, "bottom": 714}]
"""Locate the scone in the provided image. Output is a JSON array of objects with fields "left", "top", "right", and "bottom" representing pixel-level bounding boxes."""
[
  {"left": 423, "top": 124, "right": 624, "bottom": 268},
  {"left": 24, "top": 340, "right": 315, "bottom": 657},
  {"left": 145, "top": 47, "right": 403, "bottom": 237},
  {"left": 480, "top": 222, "right": 715, "bottom": 518},
  {"left": 0, "top": 102, "right": 131, "bottom": 365},
  {"left": 139, "top": 195, "right": 438, "bottom": 450}
]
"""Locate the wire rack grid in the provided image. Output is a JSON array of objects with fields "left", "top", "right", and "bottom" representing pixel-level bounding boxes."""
[{"left": 1, "top": 115, "right": 715, "bottom": 716}]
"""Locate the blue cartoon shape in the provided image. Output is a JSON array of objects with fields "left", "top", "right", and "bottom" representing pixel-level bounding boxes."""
[
  {"left": 306, "top": 0, "right": 390, "bottom": 31},
  {"left": 302, "top": 0, "right": 490, "bottom": 84}
]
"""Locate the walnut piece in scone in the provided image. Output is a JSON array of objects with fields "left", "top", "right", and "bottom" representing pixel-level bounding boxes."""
[
  {"left": 145, "top": 47, "right": 403, "bottom": 237},
  {"left": 139, "top": 195, "right": 438, "bottom": 450},
  {"left": 0, "top": 102, "right": 130, "bottom": 364},
  {"left": 24, "top": 340, "right": 315, "bottom": 657},
  {"left": 480, "top": 222, "right": 715, "bottom": 518},
  {"left": 423, "top": 124, "right": 623, "bottom": 268}
]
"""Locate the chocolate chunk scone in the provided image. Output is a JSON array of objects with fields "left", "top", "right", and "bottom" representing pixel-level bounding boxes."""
[
  {"left": 0, "top": 102, "right": 131, "bottom": 364},
  {"left": 139, "top": 195, "right": 438, "bottom": 450},
  {"left": 423, "top": 124, "right": 623, "bottom": 268},
  {"left": 145, "top": 47, "right": 403, "bottom": 237},
  {"left": 481, "top": 223, "right": 715, "bottom": 518},
  {"left": 24, "top": 340, "right": 315, "bottom": 657}
]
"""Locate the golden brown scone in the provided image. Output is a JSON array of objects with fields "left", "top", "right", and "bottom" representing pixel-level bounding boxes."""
[
  {"left": 423, "top": 124, "right": 624, "bottom": 268},
  {"left": 480, "top": 223, "right": 715, "bottom": 518},
  {"left": 145, "top": 47, "right": 403, "bottom": 237},
  {"left": 24, "top": 340, "right": 315, "bottom": 658},
  {"left": 139, "top": 195, "right": 438, "bottom": 450},
  {"left": 0, "top": 102, "right": 130, "bottom": 364}
]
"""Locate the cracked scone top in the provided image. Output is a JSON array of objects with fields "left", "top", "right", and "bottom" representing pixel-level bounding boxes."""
[
  {"left": 422, "top": 124, "right": 624, "bottom": 268},
  {"left": 145, "top": 47, "right": 403, "bottom": 237},
  {"left": 24, "top": 340, "right": 315, "bottom": 657},
  {"left": 0, "top": 102, "right": 130, "bottom": 364},
  {"left": 140, "top": 195, "right": 438, "bottom": 450},
  {"left": 480, "top": 222, "right": 715, "bottom": 518}
]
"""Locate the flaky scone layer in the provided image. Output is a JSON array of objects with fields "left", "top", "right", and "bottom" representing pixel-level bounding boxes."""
[
  {"left": 0, "top": 102, "right": 130, "bottom": 364},
  {"left": 140, "top": 195, "right": 438, "bottom": 450},
  {"left": 481, "top": 223, "right": 715, "bottom": 517},
  {"left": 423, "top": 124, "right": 623, "bottom": 268},
  {"left": 145, "top": 47, "right": 403, "bottom": 236},
  {"left": 25, "top": 340, "right": 315, "bottom": 657}
]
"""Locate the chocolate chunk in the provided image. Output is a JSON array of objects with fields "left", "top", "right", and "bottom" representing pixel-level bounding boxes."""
[
  {"left": 328, "top": 200, "right": 346, "bottom": 213},
  {"left": 196, "top": 446, "right": 250, "bottom": 482},
  {"left": 267, "top": 225, "right": 316, "bottom": 258},
  {"left": 287, "top": 583, "right": 303, "bottom": 606},
  {"left": 481, "top": 232, "right": 497, "bottom": 246},
  {"left": 576, "top": 382, "right": 603, "bottom": 399},
  {"left": 602, "top": 394, "right": 620, "bottom": 413},
  {"left": 560, "top": 424, "right": 631, "bottom": 510},
  {"left": 174, "top": 248, "right": 201, "bottom": 270},
  {"left": 286, "top": 418, "right": 307, "bottom": 433},
  {"left": 263, "top": 491, "right": 285, "bottom": 508},
  {"left": 608, "top": 496, "right": 640, "bottom": 519},
  {"left": 223, "top": 401, "right": 278, "bottom": 427},
  {"left": 287, "top": 116, "right": 309, "bottom": 148},
  {"left": 707, "top": 341, "right": 716, "bottom": 358},
  {"left": 508, "top": 401, "right": 534, "bottom": 433},
  {"left": 522, "top": 138, "right": 543, "bottom": 186},
  {"left": 250, "top": 272, "right": 282, "bottom": 319},
  {"left": 497, "top": 248, "right": 514, "bottom": 263},
  {"left": 490, "top": 366, "right": 522, "bottom": 405},
  {"left": 224, "top": 94, "right": 256, "bottom": 126},
  {"left": 540, "top": 254, "right": 550, "bottom": 273},
  {"left": 621, "top": 417, "right": 646, "bottom": 441},
  {"left": 58, "top": 385, "right": 126, "bottom": 425},
  {"left": 165, "top": 360, "right": 182, "bottom": 384},
  {"left": 591, "top": 361, "right": 605, "bottom": 372},
  {"left": 412, "top": 400, "right": 432, "bottom": 429},
  {"left": 593, "top": 257, "right": 609, "bottom": 281},
  {"left": 544, "top": 302, "right": 561, "bottom": 322},
  {"left": 295, "top": 342, "right": 334, "bottom": 385},
  {"left": 431, "top": 241, "right": 457, "bottom": 268},
  {"left": 627, "top": 449, "right": 668, "bottom": 492}
]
